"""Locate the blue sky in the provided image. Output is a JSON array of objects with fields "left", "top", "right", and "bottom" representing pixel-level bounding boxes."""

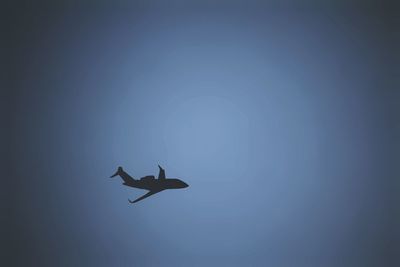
[{"left": 6, "top": 2, "right": 398, "bottom": 266}]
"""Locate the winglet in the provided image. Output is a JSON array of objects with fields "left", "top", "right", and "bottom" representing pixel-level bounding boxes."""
[{"left": 157, "top": 165, "right": 166, "bottom": 179}]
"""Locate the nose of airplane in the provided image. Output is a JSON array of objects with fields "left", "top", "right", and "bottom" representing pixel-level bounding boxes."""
[{"left": 181, "top": 181, "right": 189, "bottom": 188}]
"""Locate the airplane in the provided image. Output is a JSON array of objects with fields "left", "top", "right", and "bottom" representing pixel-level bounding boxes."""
[{"left": 110, "top": 165, "right": 188, "bottom": 204}]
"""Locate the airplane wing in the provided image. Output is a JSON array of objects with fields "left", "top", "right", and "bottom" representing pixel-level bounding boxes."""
[
  {"left": 128, "top": 190, "right": 162, "bottom": 204},
  {"left": 157, "top": 165, "right": 166, "bottom": 179}
]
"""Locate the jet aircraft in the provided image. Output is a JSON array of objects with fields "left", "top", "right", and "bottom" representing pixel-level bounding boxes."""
[{"left": 110, "top": 165, "right": 188, "bottom": 203}]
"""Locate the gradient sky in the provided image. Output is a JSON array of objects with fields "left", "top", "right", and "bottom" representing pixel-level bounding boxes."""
[{"left": 4, "top": 1, "right": 399, "bottom": 267}]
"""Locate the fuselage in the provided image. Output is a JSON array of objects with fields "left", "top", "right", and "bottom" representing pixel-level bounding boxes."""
[{"left": 126, "top": 178, "right": 188, "bottom": 191}]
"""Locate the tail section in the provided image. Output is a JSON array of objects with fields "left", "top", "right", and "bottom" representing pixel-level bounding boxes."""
[
  {"left": 110, "top": 166, "right": 136, "bottom": 185},
  {"left": 110, "top": 167, "right": 123, "bottom": 178}
]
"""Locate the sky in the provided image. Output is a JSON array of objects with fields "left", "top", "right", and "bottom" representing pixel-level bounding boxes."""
[{"left": 4, "top": 1, "right": 399, "bottom": 266}]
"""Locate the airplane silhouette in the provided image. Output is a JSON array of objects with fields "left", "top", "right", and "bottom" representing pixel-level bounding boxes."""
[{"left": 110, "top": 165, "right": 188, "bottom": 204}]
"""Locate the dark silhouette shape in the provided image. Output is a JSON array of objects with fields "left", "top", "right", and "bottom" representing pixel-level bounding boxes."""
[{"left": 110, "top": 165, "right": 188, "bottom": 204}]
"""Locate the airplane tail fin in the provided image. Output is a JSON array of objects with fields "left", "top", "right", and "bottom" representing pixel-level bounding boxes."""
[
  {"left": 110, "top": 166, "right": 136, "bottom": 185},
  {"left": 110, "top": 166, "right": 123, "bottom": 178}
]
